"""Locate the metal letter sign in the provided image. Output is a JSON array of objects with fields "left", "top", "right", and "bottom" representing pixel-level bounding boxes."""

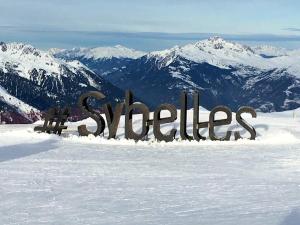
[
  {"left": 36, "top": 90, "right": 257, "bottom": 141},
  {"left": 193, "top": 92, "right": 208, "bottom": 141},
  {"left": 153, "top": 104, "right": 177, "bottom": 142},
  {"left": 34, "top": 107, "right": 70, "bottom": 135},
  {"left": 125, "top": 90, "right": 150, "bottom": 141},
  {"left": 77, "top": 91, "right": 106, "bottom": 136},
  {"left": 104, "top": 103, "right": 124, "bottom": 139}
]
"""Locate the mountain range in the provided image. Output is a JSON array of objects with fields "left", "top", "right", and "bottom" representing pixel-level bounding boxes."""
[
  {"left": 54, "top": 37, "right": 300, "bottom": 112},
  {"left": 0, "top": 42, "right": 124, "bottom": 123},
  {"left": 1, "top": 37, "right": 300, "bottom": 123}
]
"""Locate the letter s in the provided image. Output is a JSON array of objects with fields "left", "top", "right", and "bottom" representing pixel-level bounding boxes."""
[
  {"left": 77, "top": 91, "right": 106, "bottom": 136},
  {"left": 235, "top": 107, "right": 257, "bottom": 140}
]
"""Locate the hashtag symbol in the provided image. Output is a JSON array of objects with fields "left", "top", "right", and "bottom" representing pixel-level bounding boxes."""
[{"left": 34, "top": 107, "right": 70, "bottom": 135}]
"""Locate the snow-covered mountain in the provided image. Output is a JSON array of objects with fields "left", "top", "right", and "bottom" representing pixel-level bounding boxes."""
[
  {"left": 52, "top": 45, "right": 145, "bottom": 60},
  {"left": 252, "top": 45, "right": 288, "bottom": 58},
  {"left": 2, "top": 37, "right": 300, "bottom": 123},
  {"left": 52, "top": 45, "right": 146, "bottom": 76},
  {"left": 149, "top": 37, "right": 257, "bottom": 69},
  {"left": 0, "top": 85, "right": 41, "bottom": 123},
  {"left": 66, "top": 37, "right": 300, "bottom": 112},
  {"left": 0, "top": 42, "right": 124, "bottom": 123},
  {"left": 148, "top": 37, "right": 300, "bottom": 75}
]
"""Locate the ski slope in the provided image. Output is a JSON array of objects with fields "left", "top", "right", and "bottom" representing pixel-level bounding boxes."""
[{"left": 0, "top": 109, "right": 300, "bottom": 225}]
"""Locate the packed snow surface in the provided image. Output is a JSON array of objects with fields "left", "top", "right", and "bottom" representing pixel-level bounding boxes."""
[{"left": 1, "top": 109, "right": 300, "bottom": 224}]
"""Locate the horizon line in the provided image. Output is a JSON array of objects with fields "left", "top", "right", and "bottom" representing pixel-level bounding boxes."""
[{"left": 2, "top": 29, "right": 300, "bottom": 51}]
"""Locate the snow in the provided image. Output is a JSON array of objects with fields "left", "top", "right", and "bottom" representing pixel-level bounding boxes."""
[
  {"left": 1, "top": 109, "right": 300, "bottom": 224},
  {"left": 0, "top": 85, "right": 40, "bottom": 118},
  {"left": 0, "top": 42, "right": 92, "bottom": 81},
  {"left": 3, "top": 38, "right": 300, "bottom": 82},
  {"left": 149, "top": 37, "right": 300, "bottom": 77},
  {"left": 53, "top": 45, "right": 146, "bottom": 60},
  {"left": 0, "top": 43, "right": 61, "bottom": 80},
  {"left": 252, "top": 45, "right": 288, "bottom": 57}
]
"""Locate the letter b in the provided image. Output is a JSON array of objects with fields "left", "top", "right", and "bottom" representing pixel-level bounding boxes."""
[{"left": 125, "top": 90, "right": 150, "bottom": 141}]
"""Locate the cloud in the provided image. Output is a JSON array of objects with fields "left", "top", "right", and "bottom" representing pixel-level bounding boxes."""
[
  {"left": 284, "top": 28, "right": 300, "bottom": 32},
  {"left": 2, "top": 27, "right": 300, "bottom": 50}
]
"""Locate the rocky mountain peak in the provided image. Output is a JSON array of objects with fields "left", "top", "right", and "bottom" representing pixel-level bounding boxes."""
[
  {"left": 194, "top": 36, "right": 254, "bottom": 54},
  {"left": 0, "top": 42, "right": 7, "bottom": 52}
]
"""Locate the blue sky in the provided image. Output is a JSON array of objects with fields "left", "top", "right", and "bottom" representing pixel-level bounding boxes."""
[{"left": 1, "top": 0, "right": 300, "bottom": 50}]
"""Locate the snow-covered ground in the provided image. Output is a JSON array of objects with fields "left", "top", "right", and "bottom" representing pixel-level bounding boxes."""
[{"left": 1, "top": 109, "right": 300, "bottom": 225}]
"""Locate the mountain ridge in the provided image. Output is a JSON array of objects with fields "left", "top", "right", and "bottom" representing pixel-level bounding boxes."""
[
  {"left": 53, "top": 37, "right": 300, "bottom": 112},
  {"left": 0, "top": 41, "right": 125, "bottom": 123},
  {"left": 1, "top": 37, "right": 300, "bottom": 123}
]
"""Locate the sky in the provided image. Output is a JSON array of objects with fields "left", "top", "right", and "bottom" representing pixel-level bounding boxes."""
[{"left": 1, "top": 0, "right": 300, "bottom": 50}]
